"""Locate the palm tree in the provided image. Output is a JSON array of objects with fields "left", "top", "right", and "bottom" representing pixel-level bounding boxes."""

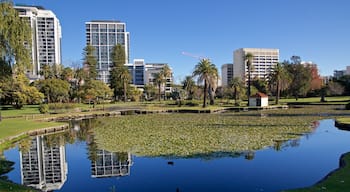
[
  {"left": 230, "top": 77, "right": 244, "bottom": 106},
  {"left": 118, "top": 66, "right": 131, "bottom": 102},
  {"left": 182, "top": 76, "right": 195, "bottom": 100},
  {"left": 192, "top": 58, "right": 218, "bottom": 108},
  {"left": 160, "top": 65, "right": 172, "bottom": 100},
  {"left": 269, "top": 62, "right": 291, "bottom": 104},
  {"left": 153, "top": 72, "right": 164, "bottom": 101},
  {"left": 208, "top": 70, "right": 219, "bottom": 105},
  {"left": 245, "top": 53, "right": 254, "bottom": 106}
]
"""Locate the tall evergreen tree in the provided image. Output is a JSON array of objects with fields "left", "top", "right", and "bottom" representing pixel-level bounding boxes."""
[
  {"left": 110, "top": 44, "right": 130, "bottom": 101},
  {"left": 83, "top": 45, "right": 98, "bottom": 81}
]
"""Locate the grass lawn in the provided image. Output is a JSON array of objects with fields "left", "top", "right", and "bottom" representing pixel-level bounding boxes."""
[
  {"left": 0, "top": 118, "right": 65, "bottom": 141},
  {"left": 279, "top": 96, "right": 350, "bottom": 104}
]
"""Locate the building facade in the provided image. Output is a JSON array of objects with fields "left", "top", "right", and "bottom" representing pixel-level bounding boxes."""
[
  {"left": 85, "top": 20, "right": 130, "bottom": 83},
  {"left": 14, "top": 5, "right": 62, "bottom": 80},
  {"left": 233, "top": 48, "right": 279, "bottom": 82},
  {"left": 125, "top": 59, "right": 146, "bottom": 87},
  {"left": 221, "top": 63, "right": 234, "bottom": 87}
]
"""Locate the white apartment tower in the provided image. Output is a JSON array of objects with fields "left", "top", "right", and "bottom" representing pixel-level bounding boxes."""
[
  {"left": 85, "top": 20, "right": 130, "bottom": 83},
  {"left": 221, "top": 63, "right": 234, "bottom": 87},
  {"left": 233, "top": 48, "right": 279, "bottom": 82},
  {"left": 14, "top": 5, "right": 62, "bottom": 79}
]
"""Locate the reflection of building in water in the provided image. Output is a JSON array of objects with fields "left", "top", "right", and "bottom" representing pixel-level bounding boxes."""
[
  {"left": 91, "top": 150, "right": 132, "bottom": 178},
  {"left": 20, "top": 135, "right": 67, "bottom": 191}
]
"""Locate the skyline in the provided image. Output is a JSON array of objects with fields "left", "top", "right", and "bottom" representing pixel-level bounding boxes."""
[{"left": 13, "top": 0, "right": 350, "bottom": 83}]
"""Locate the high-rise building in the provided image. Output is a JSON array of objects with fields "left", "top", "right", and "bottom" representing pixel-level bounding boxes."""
[
  {"left": 14, "top": 5, "right": 62, "bottom": 80},
  {"left": 20, "top": 135, "right": 67, "bottom": 191},
  {"left": 233, "top": 48, "right": 279, "bottom": 82},
  {"left": 221, "top": 63, "right": 234, "bottom": 87},
  {"left": 85, "top": 20, "right": 130, "bottom": 83}
]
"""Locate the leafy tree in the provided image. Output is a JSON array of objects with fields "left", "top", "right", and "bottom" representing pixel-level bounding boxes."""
[
  {"left": 79, "top": 80, "right": 112, "bottom": 105},
  {"left": 284, "top": 58, "right": 312, "bottom": 100},
  {"left": 192, "top": 58, "right": 218, "bottom": 108},
  {"left": 252, "top": 77, "right": 268, "bottom": 94},
  {"left": 182, "top": 76, "right": 195, "bottom": 100},
  {"left": 0, "top": 1, "right": 31, "bottom": 73},
  {"left": 83, "top": 45, "right": 98, "bottom": 81},
  {"left": 61, "top": 67, "right": 74, "bottom": 81},
  {"left": 35, "top": 79, "right": 70, "bottom": 103},
  {"left": 208, "top": 69, "right": 219, "bottom": 105},
  {"left": 230, "top": 77, "right": 245, "bottom": 105},
  {"left": 326, "top": 81, "right": 344, "bottom": 96},
  {"left": 245, "top": 53, "right": 254, "bottom": 106}
]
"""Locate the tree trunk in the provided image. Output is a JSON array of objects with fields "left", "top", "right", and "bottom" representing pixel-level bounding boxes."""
[
  {"left": 203, "top": 80, "right": 208, "bottom": 108},
  {"left": 247, "top": 67, "right": 251, "bottom": 106},
  {"left": 275, "top": 80, "right": 280, "bottom": 105},
  {"left": 158, "top": 84, "right": 161, "bottom": 101},
  {"left": 234, "top": 87, "right": 237, "bottom": 105},
  {"left": 123, "top": 81, "right": 127, "bottom": 102}
]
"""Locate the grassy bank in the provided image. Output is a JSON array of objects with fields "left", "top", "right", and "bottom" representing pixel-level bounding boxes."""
[{"left": 284, "top": 152, "right": 350, "bottom": 192}]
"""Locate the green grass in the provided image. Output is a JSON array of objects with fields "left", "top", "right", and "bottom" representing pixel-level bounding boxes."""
[
  {"left": 0, "top": 118, "right": 65, "bottom": 141},
  {"left": 336, "top": 117, "right": 350, "bottom": 124},
  {"left": 279, "top": 96, "right": 350, "bottom": 104}
]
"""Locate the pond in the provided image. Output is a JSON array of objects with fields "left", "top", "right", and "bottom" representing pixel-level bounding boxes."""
[{"left": 2, "top": 118, "right": 350, "bottom": 192}]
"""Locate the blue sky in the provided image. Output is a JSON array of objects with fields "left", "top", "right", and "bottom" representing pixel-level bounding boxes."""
[{"left": 14, "top": 0, "right": 350, "bottom": 83}]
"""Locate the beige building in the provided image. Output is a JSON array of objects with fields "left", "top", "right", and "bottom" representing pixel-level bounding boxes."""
[{"left": 233, "top": 48, "right": 279, "bottom": 82}]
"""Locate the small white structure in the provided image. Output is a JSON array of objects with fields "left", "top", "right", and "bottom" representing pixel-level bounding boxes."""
[{"left": 249, "top": 92, "right": 269, "bottom": 107}]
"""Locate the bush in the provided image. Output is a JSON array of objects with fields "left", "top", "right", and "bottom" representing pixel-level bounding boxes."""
[{"left": 39, "top": 104, "right": 49, "bottom": 114}]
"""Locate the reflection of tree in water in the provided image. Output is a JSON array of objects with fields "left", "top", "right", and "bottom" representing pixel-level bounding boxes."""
[
  {"left": 0, "top": 159, "right": 14, "bottom": 181},
  {"left": 244, "top": 151, "right": 255, "bottom": 160},
  {"left": 18, "top": 137, "right": 32, "bottom": 153}
]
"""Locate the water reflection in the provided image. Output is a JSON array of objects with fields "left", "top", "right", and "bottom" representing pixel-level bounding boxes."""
[
  {"left": 20, "top": 135, "right": 67, "bottom": 191},
  {"left": 91, "top": 150, "right": 132, "bottom": 178}
]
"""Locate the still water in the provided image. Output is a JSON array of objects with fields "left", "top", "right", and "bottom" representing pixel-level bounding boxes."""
[{"left": 3, "top": 119, "right": 350, "bottom": 192}]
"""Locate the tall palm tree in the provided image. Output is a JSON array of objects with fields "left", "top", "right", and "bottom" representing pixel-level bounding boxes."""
[
  {"left": 208, "top": 70, "right": 219, "bottom": 105},
  {"left": 160, "top": 65, "right": 172, "bottom": 100},
  {"left": 269, "top": 62, "right": 291, "bottom": 104},
  {"left": 192, "top": 58, "right": 218, "bottom": 108},
  {"left": 245, "top": 53, "right": 254, "bottom": 106},
  {"left": 230, "top": 77, "right": 244, "bottom": 106},
  {"left": 153, "top": 72, "right": 163, "bottom": 101},
  {"left": 182, "top": 76, "right": 195, "bottom": 100},
  {"left": 118, "top": 66, "right": 131, "bottom": 102}
]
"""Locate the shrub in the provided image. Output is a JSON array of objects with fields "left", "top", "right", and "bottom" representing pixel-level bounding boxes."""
[{"left": 39, "top": 104, "right": 49, "bottom": 114}]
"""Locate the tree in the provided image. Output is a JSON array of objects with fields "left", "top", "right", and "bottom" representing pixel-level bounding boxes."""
[
  {"left": 230, "top": 77, "right": 245, "bottom": 105},
  {"left": 143, "top": 84, "right": 157, "bottom": 100},
  {"left": 79, "top": 80, "right": 112, "bottom": 106},
  {"left": 269, "top": 62, "right": 291, "bottom": 104},
  {"left": 110, "top": 44, "right": 130, "bottom": 101},
  {"left": 83, "top": 45, "right": 98, "bottom": 81},
  {"left": 160, "top": 65, "right": 172, "bottom": 100},
  {"left": 284, "top": 58, "right": 312, "bottom": 100},
  {"left": 192, "top": 58, "right": 218, "bottom": 108},
  {"left": 182, "top": 76, "right": 195, "bottom": 100},
  {"left": 153, "top": 72, "right": 164, "bottom": 101},
  {"left": 35, "top": 79, "right": 70, "bottom": 103},
  {"left": 118, "top": 66, "right": 131, "bottom": 102},
  {"left": 245, "top": 53, "right": 254, "bottom": 106},
  {"left": 208, "top": 69, "right": 219, "bottom": 105},
  {"left": 0, "top": 1, "right": 32, "bottom": 73}
]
